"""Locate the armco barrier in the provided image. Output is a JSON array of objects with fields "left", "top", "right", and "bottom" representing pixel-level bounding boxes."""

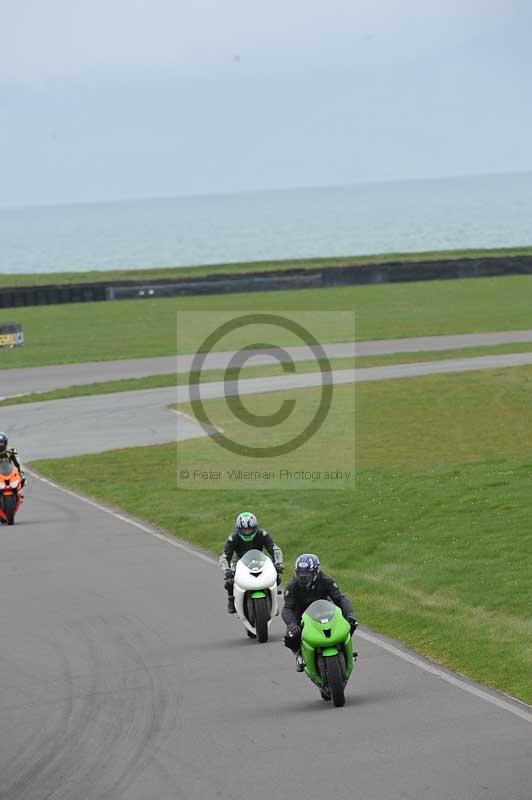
[
  {"left": 105, "top": 269, "right": 324, "bottom": 300},
  {"left": 1, "top": 255, "right": 532, "bottom": 308}
]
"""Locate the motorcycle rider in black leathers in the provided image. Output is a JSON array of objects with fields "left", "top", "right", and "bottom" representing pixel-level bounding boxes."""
[
  {"left": 282, "top": 553, "right": 357, "bottom": 672},
  {"left": 219, "top": 511, "right": 284, "bottom": 616},
  {"left": 0, "top": 432, "right": 25, "bottom": 490}
]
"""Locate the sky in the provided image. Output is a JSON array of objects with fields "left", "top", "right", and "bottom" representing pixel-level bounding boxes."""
[{"left": 1, "top": 0, "right": 531, "bottom": 206}]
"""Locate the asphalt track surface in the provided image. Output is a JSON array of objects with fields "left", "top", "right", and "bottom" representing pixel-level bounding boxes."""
[
  {"left": 4, "top": 329, "right": 532, "bottom": 397},
  {"left": 0, "top": 475, "right": 530, "bottom": 800},
  {"left": 8, "top": 350, "right": 532, "bottom": 458}
]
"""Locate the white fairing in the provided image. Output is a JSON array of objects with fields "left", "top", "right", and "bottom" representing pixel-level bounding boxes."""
[{"left": 233, "top": 549, "right": 279, "bottom": 635}]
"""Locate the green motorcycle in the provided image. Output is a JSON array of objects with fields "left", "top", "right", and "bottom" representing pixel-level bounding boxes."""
[{"left": 300, "top": 599, "right": 356, "bottom": 707}]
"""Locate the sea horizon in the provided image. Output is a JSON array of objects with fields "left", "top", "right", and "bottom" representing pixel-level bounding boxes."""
[
  {"left": 1, "top": 168, "right": 530, "bottom": 213},
  {"left": 1, "top": 170, "right": 531, "bottom": 275}
]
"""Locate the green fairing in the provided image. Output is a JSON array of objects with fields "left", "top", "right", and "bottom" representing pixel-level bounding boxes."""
[
  {"left": 250, "top": 590, "right": 267, "bottom": 598},
  {"left": 301, "top": 603, "right": 354, "bottom": 687}
]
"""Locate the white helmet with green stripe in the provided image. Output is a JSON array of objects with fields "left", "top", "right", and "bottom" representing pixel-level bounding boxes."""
[{"left": 236, "top": 511, "right": 258, "bottom": 541}]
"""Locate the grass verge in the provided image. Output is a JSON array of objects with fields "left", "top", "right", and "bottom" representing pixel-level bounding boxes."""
[
  {"left": 2, "top": 245, "right": 532, "bottom": 288},
  {"left": 33, "top": 365, "right": 532, "bottom": 703}
]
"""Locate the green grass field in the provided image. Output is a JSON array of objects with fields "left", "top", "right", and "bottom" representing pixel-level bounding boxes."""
[
  {"left": 2, "top": 246, "right": 531, "bottom": 288},
  {"left": 34, "top": 365, "right": 532, "bottom": 702},
  {"left": 3, "top": 274, "right": 532, "bottom": 369}
]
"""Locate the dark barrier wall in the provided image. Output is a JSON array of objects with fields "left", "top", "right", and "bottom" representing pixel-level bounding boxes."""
[
  {"left": 0, "top": 283, "right": 108, "bottom": 309},
  {"left": 2, "top": 255, "right": 532, "bottom": 309}
]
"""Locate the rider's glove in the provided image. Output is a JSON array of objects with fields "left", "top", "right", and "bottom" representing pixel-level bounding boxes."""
[
  {"left": 224, "top": 569, "right": 234, "bottom": 590},
  {"left": 284, "top": 624, "right": 301, "bottom": 651},
  {"left": 347, "top": 616, "right": 358, "bottom": 635}
]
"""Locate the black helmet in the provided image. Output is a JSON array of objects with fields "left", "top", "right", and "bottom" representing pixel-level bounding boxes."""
[
  {"left": 294, "top": 553, "right": 320, "bottom": 589},
  {"left": 0, "top": 433, "right": 7, "bottom": 453}
]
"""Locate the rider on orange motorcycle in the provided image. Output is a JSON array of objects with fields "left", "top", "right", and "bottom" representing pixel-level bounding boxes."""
[{"left": 0, "top": 433, "right": 25, "bottom": 489}]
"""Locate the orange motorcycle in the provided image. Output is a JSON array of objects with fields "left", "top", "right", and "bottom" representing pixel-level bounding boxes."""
[{"left": 0, "top": 459, "right": 23, "bottom": 525}]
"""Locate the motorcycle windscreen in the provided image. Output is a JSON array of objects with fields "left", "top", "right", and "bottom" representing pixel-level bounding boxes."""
[
  {"left": 239, "top": 549, "right": 268, "bottom": 572},
  {"left": 305, "top": 599, "right": 337, "bottom": 625},
  {"left": 0, "top": 461, "right": 13, "bottom": 477}
]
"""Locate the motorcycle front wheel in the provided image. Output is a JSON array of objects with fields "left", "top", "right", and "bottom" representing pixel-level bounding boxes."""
[
  {"left": 253, "top": 596, "right": 269, "bottom": 643},
  {"left": 2, "top": 494, "right": 16, "bottom": 525},
  {"left": 325, "top": 654, "right": 345, "bottom": 707}
]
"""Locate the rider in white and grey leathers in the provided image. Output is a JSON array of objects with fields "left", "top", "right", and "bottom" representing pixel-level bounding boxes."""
[{"left": 220, "top": 511, "right": 284, "bottom": 614}]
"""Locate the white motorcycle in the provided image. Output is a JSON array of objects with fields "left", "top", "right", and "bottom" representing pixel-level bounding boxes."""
[{"left": 233, "top": 549, "right": 279, "bottom": 643}]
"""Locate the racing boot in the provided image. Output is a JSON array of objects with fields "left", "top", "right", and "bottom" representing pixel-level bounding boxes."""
[{"left": 227, "top": 596, "right": 236, "bottom": 614}]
